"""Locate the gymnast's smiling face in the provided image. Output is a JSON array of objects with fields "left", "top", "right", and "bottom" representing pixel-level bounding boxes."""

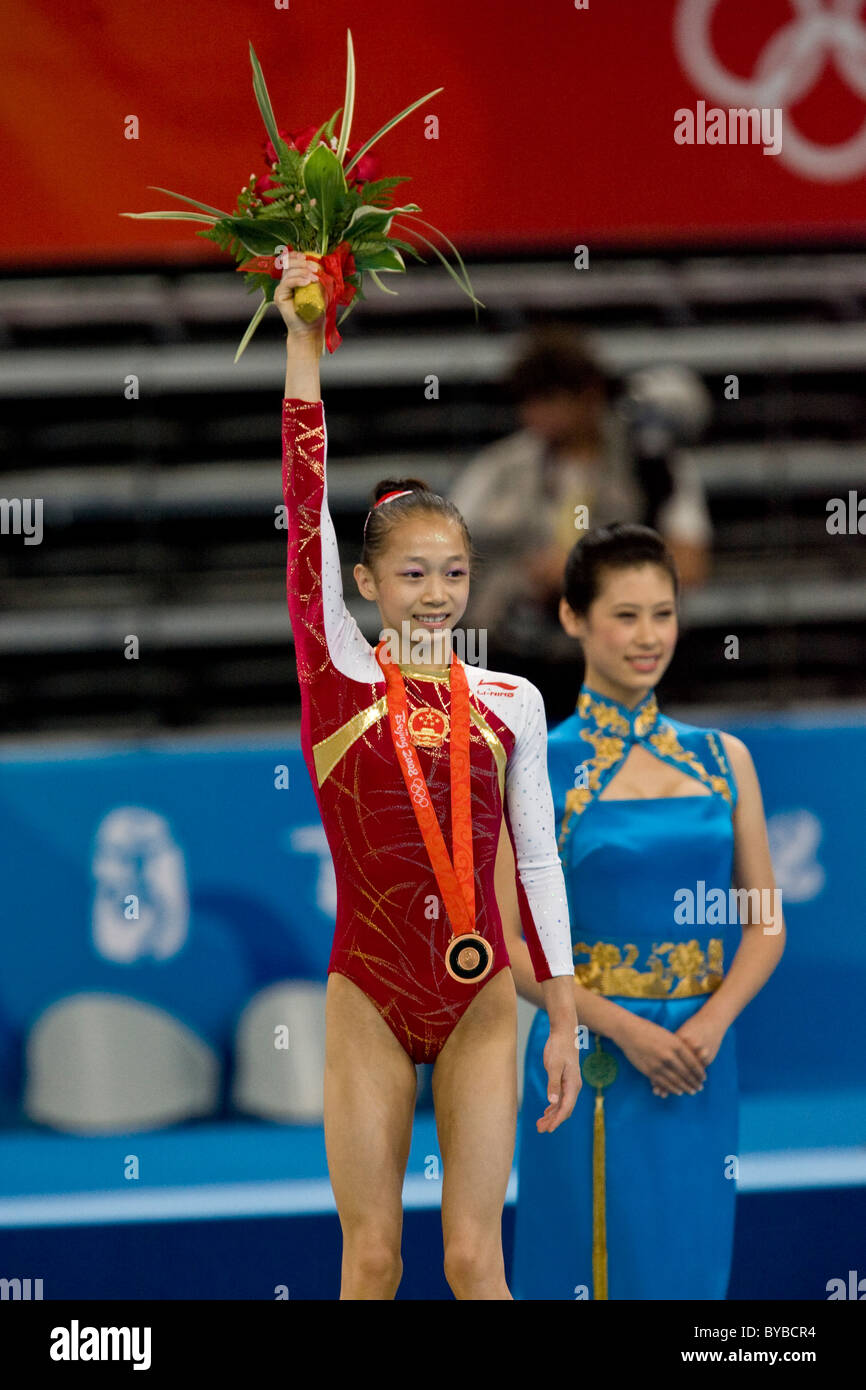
[
  {"left": 559, "top": 562, "right": 678, "bottom": 703},
  {"left": 353, "top": 515, "right": 471, "bottom": 663}
]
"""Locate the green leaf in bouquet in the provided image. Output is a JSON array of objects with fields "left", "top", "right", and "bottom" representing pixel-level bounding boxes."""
[
  {"left": 356, "top": 175, "right": 411, "bottom": 207},
  {"left": 258, "top": 194, "right": 298, "bottom": 217},
  {"left": 221, "top": 215, "right": 298, "bottom": 257},
  {"left": 369, "top": 269, "right": 401, "bottom": 296},
  {"left": 335, "top": 29, "right": 356, "bottom": 164},
  {"left": 344, "top": 202, "right": 420, "bottom": 241},
  {"left": 344, "top": 86, "right": 444, "bottom": 175},
  {"left": 270, "top": 148, "right": 303, "bottom": 184},
  {"left": 385, "top": 235, "right": 425, "bottom": 263},
  {"left": 120, "top": 211, "right": 217, "bottom": 224},
  {"left": 336, "top": 293, "right": 362, "bottom": 327},
  {"left": 145, "top": 186, "right": 232, "bottom": 219},
  {"left": 243, "top": 271, "right": 279, "bottom": 298},
  {"left": 347, "top": 237, "right": 387, "bottom": 256},
  {"left": 324, "top": 106, "right": 344, "bottom": 143},
  {"left": 305, "top": 116, "right": 335, "bottom": 155},
  {"left": 234, "top": 290, "right": 271, "bottom": 363},
  {"left": 256, "top": 178, "right": 290, "bottom": 199},
  {"left": 249, "top": 43, "right": 290, "bottom": 164},
  {"left": 196, "top": 224, "right": 235, "bottom": 252},
  {"left": 345, "top": 207, "right": 394, "bottom": 240},
  {"left": 392, "top": 215, "right": 484, "bottom": 316},
  {"left": 347, "top": 246, "right": 383, "bottom": 268},
  {"left": 358, "top": 246, "right": 406, "bottom": 273},
  {"left": 302, "top": 143, "right": 349, "bottom": 252}
]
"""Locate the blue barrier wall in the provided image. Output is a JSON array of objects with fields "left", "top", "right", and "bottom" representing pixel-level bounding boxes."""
[
  {"left": 722, "top": 712, "right": 865, "bottom": 1100},
  {"left": 0, "top": 710, "right": 863, "bottom": 1119}
]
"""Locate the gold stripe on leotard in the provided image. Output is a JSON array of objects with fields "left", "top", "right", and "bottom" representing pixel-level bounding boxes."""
[
  {"left": 313, "top": 694, "right": 508, "bottom": 797},
  {"left": 313, "top": 697, "right": 389, "bottom": 787},
  {"left": 469, "top": 707, "right": 506, "bottom": 801},
  {"left": 314, "top": 668, "right": 454, "bottom": 786}
]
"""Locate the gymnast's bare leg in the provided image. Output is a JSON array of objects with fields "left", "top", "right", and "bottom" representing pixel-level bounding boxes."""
[
  {"left": 433, "top": 966, "right": 518, "bottom": 1300},
  {"left": 324, "top": 972, "right": 417, "bottom": 1299}
]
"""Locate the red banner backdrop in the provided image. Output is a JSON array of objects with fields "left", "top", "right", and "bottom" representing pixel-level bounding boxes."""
[{"left": 2, "top": 0, "right": 865, "bottom": 268}]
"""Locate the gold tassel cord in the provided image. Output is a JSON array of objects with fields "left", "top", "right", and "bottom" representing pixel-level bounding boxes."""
[
  {"left": 592, "top": 1090, "right": 608, "bottom": 1300},
  {"left": 581, "top": 1035, "right": 618, "bottom": 1301}
]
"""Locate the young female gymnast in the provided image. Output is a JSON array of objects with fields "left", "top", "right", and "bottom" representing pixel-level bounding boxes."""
[{"left": 276, "top": 252, "right": 581, "bottom": 1299}]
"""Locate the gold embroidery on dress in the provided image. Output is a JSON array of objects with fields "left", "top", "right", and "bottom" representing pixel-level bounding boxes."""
[
  {"left": 633, "top": 692, "right": 659, "bottom": 739},
  {"left": 647, "top": 722, "right": 733, "bottom": 805},
  {"left": 557, "top": 726, "right": 625, "bottom": 851},
  {"left": 577, "top": 690, "right": 630, "bottom": 737},
  {"left": 705, "top": 731, "right": 735, "bottom": 801},
  {"left": 557, "top": 691, "right": 663, "bottom": 851},
  {"left": 557, "top": 696, "right": 733, "bottom": 851},
  {"left": 573, "top": 938, "right": 724, "bottom": 998}
]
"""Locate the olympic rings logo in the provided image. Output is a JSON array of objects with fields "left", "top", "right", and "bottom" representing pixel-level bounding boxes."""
[
  {"left": 675, "top": 0, "right": 866, "bottom": 180},
  {"left": 409, "top": 776, "right": 429, "bottom": 807}
]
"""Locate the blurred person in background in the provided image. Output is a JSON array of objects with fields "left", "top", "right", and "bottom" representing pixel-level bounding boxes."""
[{"left": 449, "top": 326, "right": 713, "bottom": 666}]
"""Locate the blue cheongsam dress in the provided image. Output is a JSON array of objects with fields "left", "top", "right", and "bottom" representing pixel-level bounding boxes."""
[{"left": 512, "top": 685, "right": 740, "bottom": 1300}]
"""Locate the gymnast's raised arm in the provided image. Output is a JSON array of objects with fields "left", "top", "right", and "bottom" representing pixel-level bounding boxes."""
[
  {"left": 276, "top": 252, "right": 324, "bottom": 400},
  {"left": 276, "top": 253, "right": 375, "bottom": 701}
]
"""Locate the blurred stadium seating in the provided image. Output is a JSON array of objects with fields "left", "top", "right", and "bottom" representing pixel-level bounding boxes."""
[{"left": 2, "top": 248, "right": 865, "bottom": 739}]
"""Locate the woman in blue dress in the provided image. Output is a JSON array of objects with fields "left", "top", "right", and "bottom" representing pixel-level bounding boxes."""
[{"left": 498, "top": 523, "right": 786, "bottom": 1300}]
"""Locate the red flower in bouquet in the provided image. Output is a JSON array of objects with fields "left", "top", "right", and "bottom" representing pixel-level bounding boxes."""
[
  {"left": 262, "top": 124, "right": 382, "bottom": 187},
  {"left": 345, "top": 144, "right": 382, "bottom": 186},
  {"left": 262, "top": 124, "right": 321, "bottom": 167}
]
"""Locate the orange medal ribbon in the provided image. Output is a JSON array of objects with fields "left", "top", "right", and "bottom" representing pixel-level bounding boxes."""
[{"left": 374, "top": 639, "right": 492, "bottom": 983}]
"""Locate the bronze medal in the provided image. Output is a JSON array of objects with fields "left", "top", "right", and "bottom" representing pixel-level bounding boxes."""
[{"left": 445, "top": 932, "right": 493, "bottom": 983}]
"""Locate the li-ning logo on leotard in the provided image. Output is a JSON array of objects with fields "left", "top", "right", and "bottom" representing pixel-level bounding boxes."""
[{"left": 478, "top": 680, "right": 518, "bottom": 698}]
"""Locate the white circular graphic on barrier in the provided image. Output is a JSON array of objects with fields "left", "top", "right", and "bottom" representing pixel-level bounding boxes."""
[
  {"left": 91, "top": 807, "right": 190, "bottom": 963},
  {"left": 675, "top": 0, "right": 866, "bottom": 180},
  {"left": 767, "top": 808, "right": 825, "bottom": 902}
]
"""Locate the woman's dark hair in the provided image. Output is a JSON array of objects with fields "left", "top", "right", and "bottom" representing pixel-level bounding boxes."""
[
  {"left": 563, "top": 522, "right": 679, "bottom": 615},
  {"left": 361, "top": 478, "right": 477, "bottom": 572},
  {"left": 504, "top": 324, "right": 610, "bottom": 405}
]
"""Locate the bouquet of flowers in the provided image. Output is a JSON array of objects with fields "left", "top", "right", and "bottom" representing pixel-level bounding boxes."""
[{"left": 121, "top": 31, "right": 483, "bottom": 359}]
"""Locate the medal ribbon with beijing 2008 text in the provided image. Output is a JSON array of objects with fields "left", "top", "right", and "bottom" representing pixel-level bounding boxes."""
[{"left": 374, "top": 638, "right": 476, "bottom": 939}]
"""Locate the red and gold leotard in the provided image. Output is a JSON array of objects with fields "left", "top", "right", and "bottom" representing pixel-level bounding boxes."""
[{"left": 282, "top": 396, "right": 574, "bottom": 1063}]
